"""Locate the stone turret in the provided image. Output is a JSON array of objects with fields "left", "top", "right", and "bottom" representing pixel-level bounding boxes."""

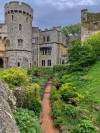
[
  {"left": 5, "top": 1, "right": 33, "bottom": 67},
  {"left": 81, "top": 9, "right": 100, "bottom": 41}
]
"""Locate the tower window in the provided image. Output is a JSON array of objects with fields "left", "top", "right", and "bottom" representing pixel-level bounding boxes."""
[
  {"left": 19, "top": 24, "right": 22, "bottom": 31},
  {"left": 43, "top": 36, "right": 45, "bottom": 42},
  {"left": 26, "top": 17, "right": 29, "bottom": 22},
  {"left": 47, "top": 36, "right": 50, "bottom": 42},
  {"left": 12, "top": 15, "right": 14, "bottom": 21},
  {"left": 42, "top": 60, "right": 45, "bottom": 66},
  {"left": 18, "top": 39, "right": 23, "bottom": 46},
  {"left": 48, "top": 60, "right": 51, "bottom": 66}
]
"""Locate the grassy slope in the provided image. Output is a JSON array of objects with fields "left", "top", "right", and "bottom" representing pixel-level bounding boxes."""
[
  {"left": 78, "top": 62, "right": 100, "bottom": 127},
  {"left": 79, "top": 61, "right": 100, "bottom": 102},
  {"left": 60, "top": 61, "right": 100, "bottom": 128}
]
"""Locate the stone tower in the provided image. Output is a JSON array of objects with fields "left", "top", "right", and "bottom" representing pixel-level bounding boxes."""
[
  {"left": 81, "top": 9, "right": 100, "bottom": 42},
  {"left": 5, "top": 1, "right": 33, "bottom": 67}
]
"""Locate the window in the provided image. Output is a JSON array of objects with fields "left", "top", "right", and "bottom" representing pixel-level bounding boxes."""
[
  {"left": 17, "top": 62, "right": 20, "bottom": 67},
  {"left": 62, "top": 60, "right": 64, "bottom": 64},
  {"left": 19, "top": 24, "right": 22, "bottom": 31},
  {"left": 42, "top": 60, "right": 45, "bottom": 66},
  {"left": 26, "top": 17, "right": 29, "bottom": 22},
  {"left": 43, "top": 36, "right": 45, "bottom": 42},
  {"left": 47, "top": 36, "right": 50, "bottom": 42},
  {"left": 18, "top": 39, "right": 23, "bottom": 46},
  {"left": 94, "top": 22, "right": 98, "bottom": 30},
  {"left": 12, "top": 15, "right": 14, "bottom": 21},
  {"left": 40, "top": 47, "right": 52, "bottom": 55},
  {"left": 48, "top": 60, "right": 51, "bottom": 66}
]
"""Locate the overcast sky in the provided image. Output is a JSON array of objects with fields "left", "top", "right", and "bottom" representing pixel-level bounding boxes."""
[{"left": 0, "top": 0, "right": 100, "bottom": 29}]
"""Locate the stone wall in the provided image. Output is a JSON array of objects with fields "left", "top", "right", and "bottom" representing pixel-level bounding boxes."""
[
  {"left": 81, "top": 9, "right": 100, "bottom": 41},
  {"left": 0, "top": 80, "right": 20, "bottom": 133}
]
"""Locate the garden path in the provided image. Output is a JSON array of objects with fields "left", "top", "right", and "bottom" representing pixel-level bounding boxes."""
[{"left": 40, "top": 80, "right": 59, "bottom": 133}]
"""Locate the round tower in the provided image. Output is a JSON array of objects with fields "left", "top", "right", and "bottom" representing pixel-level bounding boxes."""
[{"left": 5, "top": 1, "right": 33, "bottom": 67}]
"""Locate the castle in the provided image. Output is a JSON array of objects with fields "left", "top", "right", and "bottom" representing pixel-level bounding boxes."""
[
  {"left": 81, "top": 9, "right": 100, "bottom": 41},
  {"left": 0, "top": 1, "right": 67, "bottom": 68}
]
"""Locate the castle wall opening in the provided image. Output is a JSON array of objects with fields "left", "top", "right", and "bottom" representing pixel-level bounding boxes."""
[{"left": 0, "top": 58, "right": 3, "bottom": 68}]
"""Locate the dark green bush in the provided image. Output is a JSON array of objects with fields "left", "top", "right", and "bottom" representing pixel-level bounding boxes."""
[
  {"left": 72, "top": 120, "right": 98, "bottom": 133},
  {"left": 15, "top": 108, "right": 42, "bottom": 133},
  {"left": 68, "top": 40, "right": 96, "bottom": 72}
]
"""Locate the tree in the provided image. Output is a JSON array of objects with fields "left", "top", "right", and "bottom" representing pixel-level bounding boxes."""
[
  {"left": 84, "top": 32, "right": 100, "bottom": 60},
  {"left": 62, "top": 23, "right": 81, "bottom": 36},
  {"left": 68, "top": 40, "right": 96, "bottom": 71}
]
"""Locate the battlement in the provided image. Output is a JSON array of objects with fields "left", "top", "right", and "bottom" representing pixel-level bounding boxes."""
[
  {"left": 81, "top": 9, "right": 100, "bottom": 23},
  {"left": 5, "top": 1, "right": 32, "bottom": 10},
  {"left": 81, "top": 9, "right": 100, "bottom": 41},
  {"left": 5, "top": 1, "right": 33, "bottom": 17}
]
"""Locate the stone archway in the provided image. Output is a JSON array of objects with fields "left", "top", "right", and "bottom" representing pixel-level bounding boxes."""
[{"left": 0, "top": 58, "right": 3, "bottom": 68}]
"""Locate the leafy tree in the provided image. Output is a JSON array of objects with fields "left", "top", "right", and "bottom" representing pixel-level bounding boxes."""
[
  {"left": 62, "top": 23, "right": 81, "bottom": 36},
  {"left": 68, "top": 40, "right": 96, "bottom": 71},
  {"left": 84, "top": 32, "right": 100, "bottom": 60}
]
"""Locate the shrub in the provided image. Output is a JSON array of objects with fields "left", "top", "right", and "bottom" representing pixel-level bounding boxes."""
[
  {"left": 25, "top": 83, "right": 42, "bottom": 115},
  {"left": 50, "top": 86, "right": 60, "bottom": 102},
  {"left": 72, "top": 119, "right": 98, "bottom": 133},
  {"left": 53, "top": 64, "right": 68, "bottom": 73},
  {"left": 15, "top": 108, "right": 42, "bottom": 133},
  {"left": 84, "top": 32, "right": 100, "bottom": 60},
  {"left": 68, "top": 40, "right": 96, "bottom": 72},
  {"left": 60, "top": 83, "right": 84, "bottom": 106},
  {"left": 0, "top": 68, "right": 30, "bottom": 88}
]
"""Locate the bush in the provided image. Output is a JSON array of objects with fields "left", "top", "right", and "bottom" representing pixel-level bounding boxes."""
[
  {"left": 72, "top": 120, "right": 98, "bottom": 133},
  {"left": 15, "top": 83, "right": 42, "bottom": 115},
  {"left": 0, "top": 68, "right": 30, "bottom": 88},
  {"left": 28, "top": 67, "right": 53, "bottom": 77},
  {"left": 15, "top": 108, "right": 42, "bottom": 133},
  {"left": 53, "top": 64, "right": 68, "bottom": 73},
  {"left": 84, "top": 32, "right": 100, "bottom": 60},
  {"left": 50, "top": 86, "right": 60, "bottom": 102},
  {"left": 60, "top": 83, "right": 84, "bottom": 106},
  {"left": 68, "top": 40, "right": 96, "bottom": 72}
]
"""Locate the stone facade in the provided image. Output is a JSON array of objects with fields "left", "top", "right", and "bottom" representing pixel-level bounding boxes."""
[
  {"left": 0, "top": 1, "right": 67, "bottom": 68},
  {"left": 32, "top": 27, "right": 67, "bottom": 67},
  {"left": 81, "top": 9, "right": 100, "bottom": 41}
]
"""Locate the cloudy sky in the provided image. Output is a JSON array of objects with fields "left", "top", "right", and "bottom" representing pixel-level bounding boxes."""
[{"left": 0, "top": 0, "right": 100, "bottom": 29}]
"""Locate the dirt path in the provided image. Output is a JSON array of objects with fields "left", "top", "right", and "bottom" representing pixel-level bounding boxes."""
[{"left": 40, "top": 81, "right": 59, "bottom": 133}]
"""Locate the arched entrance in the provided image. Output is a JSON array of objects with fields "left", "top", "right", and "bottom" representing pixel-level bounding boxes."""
[{"left": 0, "top": 58, "right": 3, "bottom": 68}]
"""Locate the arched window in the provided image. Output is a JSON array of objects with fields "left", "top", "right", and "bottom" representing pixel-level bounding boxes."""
[
  {"left": 17, "top": 62, "right": 20, "bottom": 67},
  {"left": 43, "top": 36, "right": 45, "bottom": 42},
  {"left": 19, "top": 24, "right": 22, "bottom": 31},
  {"left": 12, "top": 15, "right": 14, "bottom": 21},
  {"left": 47, "top": 36, "right": 50, "bottom": 42},
  {"left": 18, "top": 39, "right": 23, "bottom": 46}
]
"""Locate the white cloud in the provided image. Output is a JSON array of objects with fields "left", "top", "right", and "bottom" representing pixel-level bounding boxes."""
[{"left": 37, "top": 0, "right": 97, "bottom": 10}]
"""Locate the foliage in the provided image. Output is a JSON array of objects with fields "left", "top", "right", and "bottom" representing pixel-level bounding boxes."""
[
  {"left": 68, "top": 40, "right": 96, "bottom": 72},
  {"left": 62, "top": 23, "right": 81, "bottom": 36},
  {"left": 84, "top": 32, "right": 100, "bottom": 60},
  {"left": 15, "top": 108, "right": 42, "bottom": 133},
  {"left": 0, "top": 67, "right": 30, "bottom": 88},
  {"left": 53, "top": 64, "right": 68, "bottom": 73},
  {"left": 14, "top": 83, "right": 42, "bottom": 115},
  {"left": 0, "top": 68, "right": 42, "bottom": 115},
  {"left": 50, "top": 86, "right": 60, "bottom": 102},
  {"left": 28, "top": 67, "right": 53, "bottom": 78},
  {"left": 72, "top": 120, "right": 98, "bottom": 133},
  {"left": 60, "top": 83, "right": 84, "bottom": 106}
]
